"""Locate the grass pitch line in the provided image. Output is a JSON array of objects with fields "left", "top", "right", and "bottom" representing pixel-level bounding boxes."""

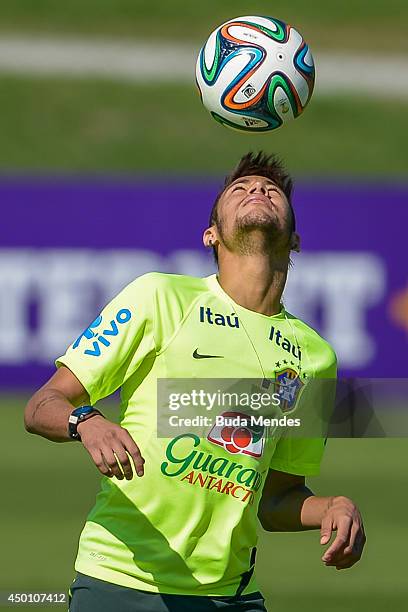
[
  {"left": 0, "top": 36, "right": 195, "bottom": 81},
  {"left": 0, "top": 35, "right": 407, "bottom": 98}
]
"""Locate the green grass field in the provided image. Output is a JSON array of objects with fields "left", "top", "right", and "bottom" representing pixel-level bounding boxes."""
[
  {"left": 1, "top": 76, "right": 407, "bottom": 176},
  {"left": 2, "top": 393, "right": 407, "bottom": 611},
  {"left": 0, "top": 3, "right": 406, "bottom": 176},
  {"left": 0, "top": 2, "right": 406, "bottom": 177},
  {"left": 0, "top": 0, "right": 406, "bottom": 52}
]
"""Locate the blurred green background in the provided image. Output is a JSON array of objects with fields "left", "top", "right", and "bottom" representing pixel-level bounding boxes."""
[
  {"left": 2, "top": 78, "right": 406, "bottom": 175},
  {"left": 0, "top": 0, "right": 406, "bottom": 50},
  {"left": 1, "top": 1, "right": 406, "bottom": 610},
  {"left": 0, "top": 0, "right": 407, "bottom": 176}
]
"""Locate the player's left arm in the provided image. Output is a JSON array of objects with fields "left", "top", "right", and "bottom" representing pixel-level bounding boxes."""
[{"left": 258, "top": 469, "right": 366, "bottom": 570}]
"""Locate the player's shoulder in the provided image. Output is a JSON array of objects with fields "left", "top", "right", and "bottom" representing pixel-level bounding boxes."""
[
  {"left": 286, "top": 310, "right": 337, "bottom": 367},
  {"left": 128, "top": 271, "right": 209, "bottom": 294},
  {"left": 126, "top": 272, "right": 210, "bottom": 334},
  {"left": 123, "top": 272, "right": 211, "bottom": 308}
]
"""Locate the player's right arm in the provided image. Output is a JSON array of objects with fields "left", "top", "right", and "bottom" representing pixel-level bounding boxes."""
[
  {"left": 24, "top": 273, "right": 160, "bottom": 479},
  {"left": 24, "top": 366, "right": 145, "bottom": 480},
  {"left": 24, "top": 363, "right": 90, "bottom": 442}
]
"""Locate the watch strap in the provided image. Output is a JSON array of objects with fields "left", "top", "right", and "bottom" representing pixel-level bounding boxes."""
[{"left": 68, "top": 406, "right": 104, "bottom": 440}]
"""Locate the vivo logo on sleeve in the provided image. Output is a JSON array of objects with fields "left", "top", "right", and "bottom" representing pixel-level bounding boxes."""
[{"left": 72, "top": 308, "right": 132, "bottom": 357}]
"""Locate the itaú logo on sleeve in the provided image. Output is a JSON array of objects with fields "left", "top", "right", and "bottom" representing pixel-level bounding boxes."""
[{"left": 72, "top": 308, "right": 132, "bottom": 357}]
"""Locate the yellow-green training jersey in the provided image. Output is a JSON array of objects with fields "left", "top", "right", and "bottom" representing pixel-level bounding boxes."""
[{"left": 56, "top": 272, "right": 336, "bottom": 597}]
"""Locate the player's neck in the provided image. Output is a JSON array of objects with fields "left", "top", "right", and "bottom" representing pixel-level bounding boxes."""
[{"left": 217, "top": 254, "right": 288, "bottom": 316}]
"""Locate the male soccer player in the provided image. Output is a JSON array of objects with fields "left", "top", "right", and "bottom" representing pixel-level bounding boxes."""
[{"left": 25, "top": 152, "right": 365, "bottom": 612}]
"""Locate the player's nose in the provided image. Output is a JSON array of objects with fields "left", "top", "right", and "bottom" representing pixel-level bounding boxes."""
[{"left": 248, "top": 181, "right": 268, "bottom": 195}]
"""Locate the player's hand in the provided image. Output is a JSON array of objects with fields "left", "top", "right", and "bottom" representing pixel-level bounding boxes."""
[
  {"left": 320, "top": 495, "right": 366, "bottom": 570},
  {"left": 77, "top": 416, "right": 145, "bottom": 480}
]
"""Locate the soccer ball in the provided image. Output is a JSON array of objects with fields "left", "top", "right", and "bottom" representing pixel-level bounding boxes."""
[{"left": 195, "top": 15, "right": 315, "bottom": 133}]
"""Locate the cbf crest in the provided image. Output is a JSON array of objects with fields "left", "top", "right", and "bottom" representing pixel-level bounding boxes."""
[{"left": 275, "top": 368, "right": 304, "bottom": 412}]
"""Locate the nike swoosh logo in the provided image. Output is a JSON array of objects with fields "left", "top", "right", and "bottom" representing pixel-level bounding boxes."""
[{"left": 193, "top": 349, "right": 224, "bottom": 359}]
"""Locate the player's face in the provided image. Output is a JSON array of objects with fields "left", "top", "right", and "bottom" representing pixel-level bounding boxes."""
[{"left": 216, "top": 175, "right": 293, "bottom": 247}]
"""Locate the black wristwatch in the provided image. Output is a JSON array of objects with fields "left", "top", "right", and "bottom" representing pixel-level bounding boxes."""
[{"left": 68, "top": 405, "right": 104, "bottom": 440}]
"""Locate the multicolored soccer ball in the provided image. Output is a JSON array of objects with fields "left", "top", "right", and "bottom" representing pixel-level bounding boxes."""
[{"left": 195, "top": 15, "right": 315, "bottom": 132}]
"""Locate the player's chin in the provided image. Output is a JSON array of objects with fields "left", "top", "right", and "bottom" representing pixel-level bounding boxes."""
[{"left": 237, "top": 211, "right": 278, "bottom": 231}]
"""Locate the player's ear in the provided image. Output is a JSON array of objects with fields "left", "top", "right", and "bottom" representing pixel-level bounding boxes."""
[
  {"left": 203, "top": 227, "right": 219, "bottom": 248},
  {"left": 290, "top": 232, "right": 301, "bottom": 253}
]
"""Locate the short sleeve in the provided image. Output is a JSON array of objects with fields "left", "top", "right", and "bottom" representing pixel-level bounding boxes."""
[
  {"left": 269, "top": 340, "right": 337, "bottom": 476},
  {"left": 55, "top": 273, "right": 157, "bottom": 405},
  {"left": 269, "top": 437, "right": 326, "bottom": 476}
]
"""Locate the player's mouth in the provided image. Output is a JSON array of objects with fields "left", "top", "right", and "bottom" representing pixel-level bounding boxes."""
[{"left": 242, "top": 194, "right": 272, "bottom": 208}]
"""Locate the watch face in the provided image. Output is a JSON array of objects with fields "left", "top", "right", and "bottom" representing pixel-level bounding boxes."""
[{"left": 73, "top": 405, "right": 93, "bottom": 417}]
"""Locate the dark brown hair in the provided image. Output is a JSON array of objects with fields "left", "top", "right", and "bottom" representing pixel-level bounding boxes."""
[{"left": 209, "top": 151, "right": 296, "bottom": 263}]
